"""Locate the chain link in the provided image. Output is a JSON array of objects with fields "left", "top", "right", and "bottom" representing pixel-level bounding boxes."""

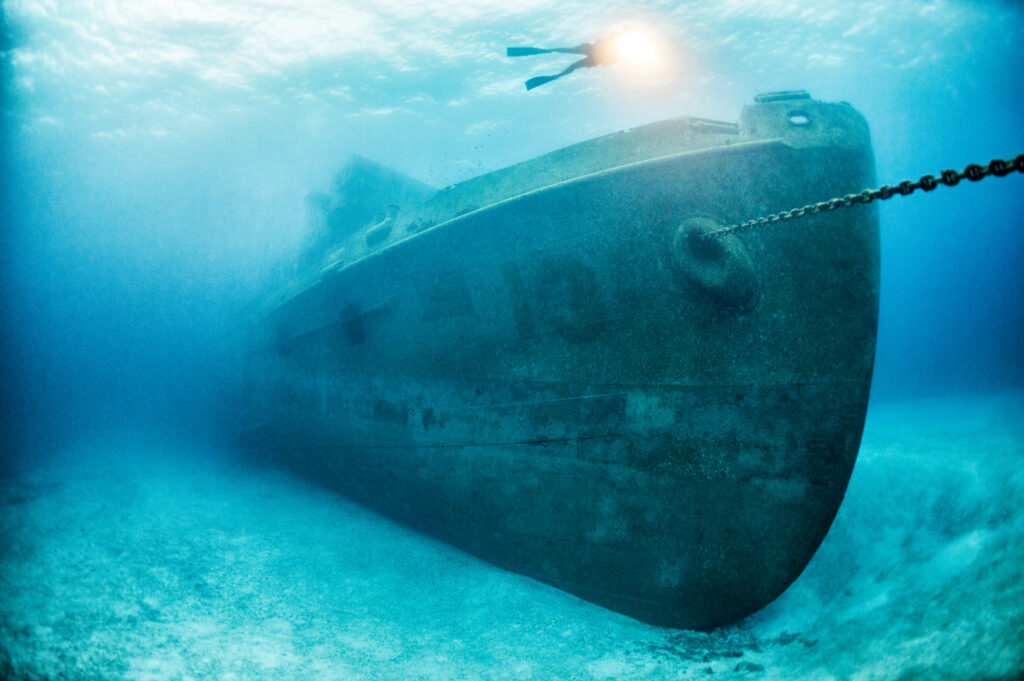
[{"left": 702, "top": 154, "right": 1024, "bottom": 239}]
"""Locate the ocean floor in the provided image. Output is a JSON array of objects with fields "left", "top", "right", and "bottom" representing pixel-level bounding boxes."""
[{"left": 2, "top": 392, "right": 1022, "bottom": 681}]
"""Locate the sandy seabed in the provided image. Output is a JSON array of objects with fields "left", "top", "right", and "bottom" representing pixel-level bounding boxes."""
[{"left": 2, "top": 392, "right": 1022, "bottom": 681}]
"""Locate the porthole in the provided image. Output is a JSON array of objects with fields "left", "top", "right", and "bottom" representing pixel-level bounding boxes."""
[{"left": 787, "top": 110, "right": 811, "bottom": 127}]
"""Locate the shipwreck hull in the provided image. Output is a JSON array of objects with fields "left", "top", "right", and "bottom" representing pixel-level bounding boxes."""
[{"left": 242, "top": 94, "right": 879, "bottom": 630}]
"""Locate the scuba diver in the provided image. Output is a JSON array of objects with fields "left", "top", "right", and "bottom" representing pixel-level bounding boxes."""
[{"left": 507, "top": 29, "right": 628, "bottom": 91}]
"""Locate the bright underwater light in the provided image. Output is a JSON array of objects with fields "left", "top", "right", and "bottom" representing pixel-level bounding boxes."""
[{"left": 616, "top": 28, "right": 655, "bottom": 65}]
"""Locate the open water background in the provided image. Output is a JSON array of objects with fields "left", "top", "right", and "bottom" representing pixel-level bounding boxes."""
[{"left": 3, "top": 0, "right": 1023, "bottom": 445}]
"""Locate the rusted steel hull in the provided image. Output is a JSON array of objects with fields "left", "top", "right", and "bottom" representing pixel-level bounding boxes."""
[{"left": 241, "top": 95, "right": 879, "bottom": 630}]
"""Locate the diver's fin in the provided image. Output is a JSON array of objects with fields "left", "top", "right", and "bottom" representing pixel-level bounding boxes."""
[
  {"left": 525, "top": 75, "right": 559, "bottom": 90},
  {"left": 507, "top": 47, "right": 553, "bottom": 57},
  {"left": 508, "top": 46, "right": 587, "bottom": 58}
]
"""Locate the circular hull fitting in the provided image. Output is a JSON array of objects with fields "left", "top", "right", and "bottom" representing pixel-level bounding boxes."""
[{"left": 674, "top": 215, "right": 761, "bottom": 313}]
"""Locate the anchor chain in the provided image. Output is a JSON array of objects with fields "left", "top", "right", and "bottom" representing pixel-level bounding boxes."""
[{"left": 704, "top": 154, "right": 1024, "bottom": 239}]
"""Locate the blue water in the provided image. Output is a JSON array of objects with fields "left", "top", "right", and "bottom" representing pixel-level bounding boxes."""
[{"left": 1, "top": 1, "right": 1022, "bottom": 678}]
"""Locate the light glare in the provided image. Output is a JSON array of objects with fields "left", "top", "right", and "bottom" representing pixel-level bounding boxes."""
[{"left": 617, "top": 30, "right": 654, "bottom": 65}]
